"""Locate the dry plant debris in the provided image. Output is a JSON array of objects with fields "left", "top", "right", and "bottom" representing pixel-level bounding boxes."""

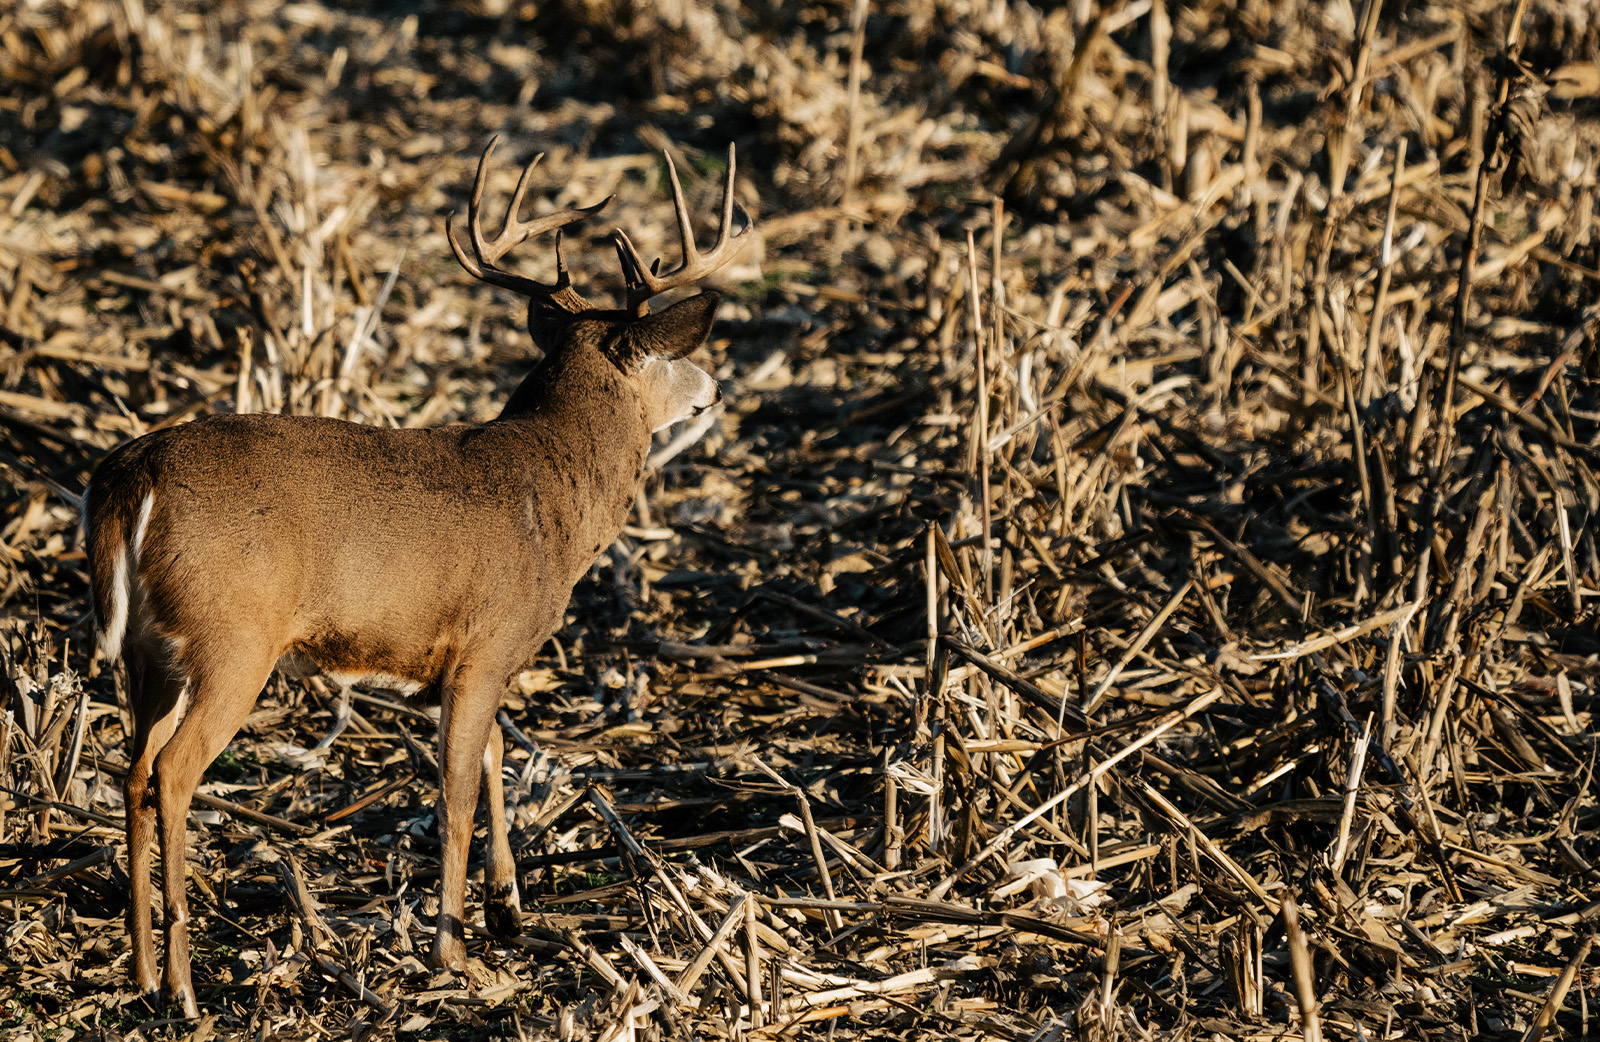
[{"left": 3, "top": 0, "right": 1600, "bottom": 1039}]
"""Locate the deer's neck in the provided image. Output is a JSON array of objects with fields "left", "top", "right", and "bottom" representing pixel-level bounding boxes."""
[{"left": 495, "top": 352, "right": 649, "bottom": 553}]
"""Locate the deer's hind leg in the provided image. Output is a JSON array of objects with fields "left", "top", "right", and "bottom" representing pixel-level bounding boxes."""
[
  {"left": 122, "top": 641, "right": 187, "bottom": 1001},
  {"left": 151, "top": 643, "right": 278, "bottom": 1018}
]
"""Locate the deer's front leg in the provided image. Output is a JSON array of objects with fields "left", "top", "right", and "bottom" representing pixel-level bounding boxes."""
[
  {"left": 481, "top": 725, "right": 522, "bottom": 940},
  {"left": 429, "top": 663, "right": 505, "bottom": 970}
]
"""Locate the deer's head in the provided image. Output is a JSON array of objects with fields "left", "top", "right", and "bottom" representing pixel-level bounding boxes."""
[{"left": 447, "top": 139, "right": 750, "bottom": 431}]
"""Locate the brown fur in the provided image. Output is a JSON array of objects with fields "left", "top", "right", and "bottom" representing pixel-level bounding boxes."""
[{"left": 85, "top": 291, "right": 723, "bottom": 1016}]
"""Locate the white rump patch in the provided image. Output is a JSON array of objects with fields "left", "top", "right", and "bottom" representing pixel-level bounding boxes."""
[
  {"left": 101, "top": 551, "right": 130, "bottom": 661},
  {"left": 98, "top": 491, "right": 155, "bottom": 663},
  {"left": 132, "top": 492, "right": 154, "bottom": 561}
]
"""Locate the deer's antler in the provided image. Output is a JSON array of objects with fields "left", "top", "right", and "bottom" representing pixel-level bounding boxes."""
[
  {"left": 447, "top": 137, "right": 612, "bottom": 314},
  {"left": 613, "top": 144, "right": 752, "bottom": 316}
]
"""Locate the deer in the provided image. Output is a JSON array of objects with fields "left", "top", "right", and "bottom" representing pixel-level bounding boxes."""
[{"left": 82, "top": 138, "right": 751, "bottom": 1017}]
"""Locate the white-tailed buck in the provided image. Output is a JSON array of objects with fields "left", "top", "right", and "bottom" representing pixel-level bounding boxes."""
[{"left": 84, "top": 139, "right": 749, "bottom": 1016}]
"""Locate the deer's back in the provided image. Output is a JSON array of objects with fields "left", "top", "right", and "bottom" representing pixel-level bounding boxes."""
[{"left": 87, "top": 413, "right": 625, "bottom": 680}]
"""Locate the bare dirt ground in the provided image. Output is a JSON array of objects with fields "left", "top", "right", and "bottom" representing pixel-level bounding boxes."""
[{"left": 4, "top": 0, "right": 1600, "bottom": 1038}]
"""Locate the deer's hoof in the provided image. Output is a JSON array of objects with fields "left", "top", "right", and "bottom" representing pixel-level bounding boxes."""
[
  {"left": 485, "top": 885, "right": 523, "bottom": 940},
  {"left": 428, "top": 937, "right": 468, "bottom": 971}
]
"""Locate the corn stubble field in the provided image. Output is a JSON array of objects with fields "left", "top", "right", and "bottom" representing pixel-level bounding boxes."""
[{"left": 2, "top": 0, "right": 1600, "bottom": 1038}]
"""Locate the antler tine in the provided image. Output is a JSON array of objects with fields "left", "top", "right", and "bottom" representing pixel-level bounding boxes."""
[
  {"left": 665, "top": 151, "right": 700, "bottom": 274},
  {"left": 718, "top": 143, "right": 738, "bottom": 255},
  {"left": 617, "top": 143, "right": 751, "bottom": 316},
  {"left": 610, "top": 234, "right": 644, "bottom": 288},
  {"left": 447, "top": 135, "right": 613, "bottom": 306},
  {"left": 466, "top": 137, "right": 500, "bottom": 263}
]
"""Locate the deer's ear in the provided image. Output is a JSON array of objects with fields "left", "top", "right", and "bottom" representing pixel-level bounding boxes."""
[{"left": 621, "top": 291, "right": 721, "bottom": 365}]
